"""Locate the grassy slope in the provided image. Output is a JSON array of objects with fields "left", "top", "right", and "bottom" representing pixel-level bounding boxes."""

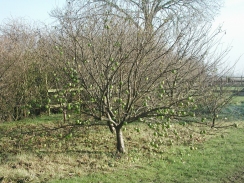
[
  {"left": 51, "top": 125, "right": 244, "bottom": 183},
  {"left": 0, "top": 114, "right": 244, "bottom": 183}
]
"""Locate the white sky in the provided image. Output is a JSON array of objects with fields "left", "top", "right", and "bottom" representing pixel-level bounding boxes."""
[
  {"left": 0, "top": 0, "right": 65, "bottom": 24},
  {"left": 0, "top": 0, "right": 243, "bottom": 75},
  {"left": 213, "top": 0, "right": 244, "bottom": 75}
]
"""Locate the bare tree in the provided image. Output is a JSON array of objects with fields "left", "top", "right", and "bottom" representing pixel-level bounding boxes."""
[
  {"left": 200, "top": 75, "right": 240, "bottom": 128},
  {"left": 52, "top": 0, "right": 223, "bottom": 35},
  {"left": 49, "top": 0, "right": 227, "bottom": 153}
]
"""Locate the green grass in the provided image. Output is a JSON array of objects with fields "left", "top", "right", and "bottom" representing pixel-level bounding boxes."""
[
  {"left": 50, "top": 126, "right": 244, "bottom": 183},
  {"left": 231, "top": 96, "right": 244, "bottom": 104},
  {"left": 221, "top": 99, "right": 244, "bottom": 121},
  {"left": 0, "top": 114, "right": 244, "bottom": 183}
]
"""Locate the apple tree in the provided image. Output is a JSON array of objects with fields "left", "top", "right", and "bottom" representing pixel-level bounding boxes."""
[
  {"left": 49, "top": 0, "right": 226, "bottom": 153},
  {"left": 200, "top": 75, "right": 240, "bottom": 128}
]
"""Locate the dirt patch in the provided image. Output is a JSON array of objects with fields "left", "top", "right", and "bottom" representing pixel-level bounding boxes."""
[{"left": 223, "top": 169, "right": 244, "bottom": 183}]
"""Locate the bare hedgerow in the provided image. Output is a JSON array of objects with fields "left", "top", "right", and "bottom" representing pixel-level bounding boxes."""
[{"left": 0, "top": 19, "right": 52, "bottom": 121}]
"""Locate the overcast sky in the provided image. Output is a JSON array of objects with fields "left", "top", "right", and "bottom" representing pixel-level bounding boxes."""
[
  {"left": 213, "top": 0, "right": 244, "bottom": 75},
  {"left": 0, "top": 0, "right": 65, "bottom": 24},
  {"left": 0, "top": 0, "right": 243, "bottom": 75}
]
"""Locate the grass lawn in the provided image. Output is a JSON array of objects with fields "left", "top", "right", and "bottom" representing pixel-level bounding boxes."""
[
  {"left": 51, "top": 126, "right": 244, "bottom": 183},
  {"left": 231, "top": 96, "right": 244, "bottom": 104},
  {"left": 0, "top": 115, "right": 244, "bottom": 183}
]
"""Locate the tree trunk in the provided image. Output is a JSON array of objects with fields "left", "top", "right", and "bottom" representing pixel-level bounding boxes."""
[
  {"left": 107, "top": 121, "right": 116, "bottom": 133},
  {"left": 63, "top": 109, "right": 67, "bottom": 123},
  {"left": 115, "top": 126, "right": 125, "bottom": 153},
  {"left": 211, "top": 117, "right": 215, "bottom": 128}
]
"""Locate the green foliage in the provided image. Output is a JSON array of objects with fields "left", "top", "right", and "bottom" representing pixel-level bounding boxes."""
[{"left": 50, "top": 62, "right": 83, "bottom": 122}]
